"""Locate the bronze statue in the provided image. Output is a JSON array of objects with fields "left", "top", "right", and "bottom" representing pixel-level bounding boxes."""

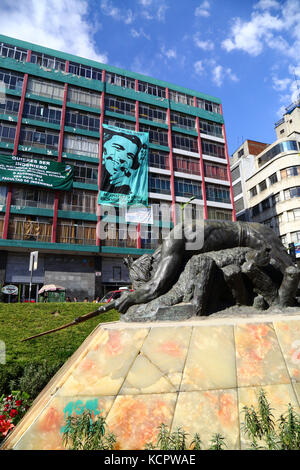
[{"left": 22, "top": 220, "right": 300, "bottom": 340}]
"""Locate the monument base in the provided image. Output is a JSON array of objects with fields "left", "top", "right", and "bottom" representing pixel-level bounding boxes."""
[
  {"left": 123, "top": 302, "right": 195, "bottom": 322},
  {"left": 2, "top": 312, "right": 300, "bottom": 450}
]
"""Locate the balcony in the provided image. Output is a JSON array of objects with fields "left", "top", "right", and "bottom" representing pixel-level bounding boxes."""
[
  {"left": 56, "top": 224, "right": 96, "bottom": 245},
  {"left": 7, "top": 220, "right": 52, "bottom": 242}
]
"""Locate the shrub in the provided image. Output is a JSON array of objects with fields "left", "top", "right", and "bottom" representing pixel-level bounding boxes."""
[{"left": 0, "top": 390, "right": 31, "bottom": 441}]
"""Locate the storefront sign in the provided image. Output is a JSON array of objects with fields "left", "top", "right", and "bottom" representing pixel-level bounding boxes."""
[
  {"left": 2, "top": 285, "right": 18, "bottom": 295},
  {"left": 0, "top": 154, "right": 73, "bottom": 190}
]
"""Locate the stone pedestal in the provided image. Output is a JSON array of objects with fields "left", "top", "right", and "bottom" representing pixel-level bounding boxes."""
[{"left": 2, "top": 312, "right": 300, "bottom": 450}]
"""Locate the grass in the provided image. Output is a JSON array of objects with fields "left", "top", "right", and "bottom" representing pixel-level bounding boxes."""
[{"left": 0, "top": 302, "right": 119, "bottom": 396}]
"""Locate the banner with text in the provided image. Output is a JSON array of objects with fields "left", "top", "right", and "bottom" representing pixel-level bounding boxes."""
[
  {"left": 0, "top": 155, "right": 73, "bottom": 190},
  {"left": 98, "top": 125, "right": 149, "bottom": 206}
]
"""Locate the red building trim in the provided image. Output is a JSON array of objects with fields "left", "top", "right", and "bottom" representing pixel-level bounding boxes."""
[
  {"left": 135, "top": 79, "right": 142, "bottom": 248},
  {"left": 220, "top": 104, "right": 236, "bottom": 221},
  {"left": 96, "top": 69, "right": 106, "bottom": 247},
  {"left": 194, "top": 97, "right": 208, "bottom": 220},
  {"left": 51, "top": 61, "right": 69, "bottom": 243},
  {"left": 166, "top": 88, "right": 176, "bottom": 226},
  {"left": 3, "top": 50, "right": 32, "bottom": 240}
]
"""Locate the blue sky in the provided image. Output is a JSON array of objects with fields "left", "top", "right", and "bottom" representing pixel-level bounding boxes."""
[{"left": 1, "top": 0, "right": 300, "bottom": 155}]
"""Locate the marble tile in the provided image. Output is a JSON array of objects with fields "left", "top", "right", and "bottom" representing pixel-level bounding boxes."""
[
  {"left": 273, "top": 320, "right": 300, "bottom": 382},
  {"left": 140, "top": 326, "right": 192, "bottom": 389},
  {"left": 293, "top": 382, "right": 300, "bottom": 406},
  {"left": 105, "top": 393, "right": 177, "bottom": 450},
  {"left": 181, "top": 325, "right": 237, "bottom": 391},
  {"left": 14, "top": 395, "right": 115, "bottom": 450},
  {"left": 172, "top": 389, "right": 239, "bottom": 450},
  {"left": 235, "top": 323, "right": 290, "bottom": 387},
  {"left": 238, "top": 384, "right": 300, "bottom": 449},
  {"left": 57, "top": 328, "right": 149, "bottom": 396},
  {"left": 119, "top": 354, "right": 176, "bottom": 394}
]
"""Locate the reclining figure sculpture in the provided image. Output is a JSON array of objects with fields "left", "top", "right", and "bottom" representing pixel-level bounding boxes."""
[
  {"left": 22, "top": 220, "right": 300, "bottom": 340},
  {"left": 116, "top": 219, "right": 300, "bottom": 320}
]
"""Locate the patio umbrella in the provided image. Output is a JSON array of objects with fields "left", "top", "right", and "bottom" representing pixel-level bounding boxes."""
[{"left": 38, "top": 284, "right": 65, "bottom": 295}]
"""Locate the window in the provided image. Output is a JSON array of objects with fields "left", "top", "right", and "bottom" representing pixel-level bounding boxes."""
[
  {"left": 59, "top": 189, "right": 97, "bottom": 213},
  {"left": 0, "top": 123, "right": 16, "bottom": 143},
  {"left": 67, "top": 86, "right": 101, "bottom": 109},
  {"left": 269, "top": 173, "right": 278, "bottom": 185},
  {"left": 232, "top": 182, "right": 242, "bottom": 198},
  {"left": 206, "top": 184, "right": 230, "bottom": 203},
  {"left": 259, "top": 180, "right": 267, "bottom": 192},
  {"left": 63, "top": 134, "right": 99, "bottom": 158},
  {"left": 261, "top": 198, "right": 270, "bottom": 211},
  {"left": 250, "top": 186, "right": 257, "bottom": 198},
  {"left": 139, "top": 124, "right": 168, "bottom": 146},
  {"left": 64, "top": 160, "right": 98, "bottom": 185},
  {"left": 104, "top": 118, "right": 135, "bottom": 131},
  {"left": 149, "top": 151, "right": 169, "bottom": 170},
  {"left": 138, "top": 81, "right": 166, "bottom": 98},
  {"left": 288, "top": 209, "right": 300, "bottom": 221},
  {"left": 105, "top": 95, "right": 135, "bottom": 117},
  {"left": 207, "top": 207, "right": 232, "bottom": 220},
  {"left": 231, "top": 166, "right": 240, "bottom": 182},
  {"left": 172, "top": 133, "right": 198, "bottom": 152},
  {"left": 238, "top": 148, "right": 244, "bottom": 158},
  {"left": 149, "top": 175, "right": 171, "bottom": 194},
  {"left": 271, "top": 193, "right": 281, "bottom": 205},
  {"left": 30, "top": 52, "right": 65, "bottom": 71},
  {"left": 27, "top": 77, "right": 64, "bottom": 101},
  {"left": 106, "top": 72, "right": 135, "bottom": 90},
  {"left": 0, "top": 68, "right": 23, "bottom": 91},
  {"left": 0, "top": 42, "right": 27, "bottom": 62},
  {"left": 201, "top": 139, "right": 225, "bottom": 158},
  {"left": 251, "top": 204, "right": 260, "bottom": 216},
  {"left": 19, "top": 127, "right": 59, "bottom": 150},
  {"left": 23, "top": 101, "right": 62, "bottom": 125},
  {"left": 174, "top": 156, "right": 200, "bottom": 176},
  {"left": 170, "top": 111, "right": 195, "bottom": 130},
  {"left": 69, "top": 62, "right": 102, "bottom": 81},
  {"left": 291, "top": 231, "right": 300, "bottom": 244},
  {"left": 11, "top": 187, "right": 55, "bottom": 209},
  {"left": 196, "top": 98, "right": 221, "bottom": 114},
  {"left": 234, "top": 197, "right": 244, "bottom": 213},
  {"left": 65, "top": 110, "right": 100, "bottom": 132},
  {"left": 174, "top": 178, "right": 202, "bottom": 199},
  {"left": 284, "top": 187, "right": 300, "bottom": 200},
  {"left": 169, "top": 90, "right": 194, "bottom": 106},
  {"left": 0, "top": 95, "right": 20, "bottom": 115},
  {"left": 281, "top": 166, "right": 299, "bottom": 178},
  {"left": 258, "top": 141, "right": 298, "bottom": 167},
  {"left": 140, "top": 103, "right": 167, "bottom": 123},
  {"left": 204, "top": 163, "right": 228, "bottom": 180},
  {"left": 199, "top": 119, "right": 223, "bottom": 138}
]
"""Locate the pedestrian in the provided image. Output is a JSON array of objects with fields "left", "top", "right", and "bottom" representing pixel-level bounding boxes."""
[
  {"left": 83, "top": 297, "right": 89, "bottom": 302},
  {"left": 73, "top": 296, "right": 78, "bottom": 302}
]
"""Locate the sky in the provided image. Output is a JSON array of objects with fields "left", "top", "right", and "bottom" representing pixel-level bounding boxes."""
[{"left": 1, "top": 0, "right": 300, "bottom": 156}]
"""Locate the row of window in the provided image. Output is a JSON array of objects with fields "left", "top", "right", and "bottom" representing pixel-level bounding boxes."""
[
  {"left": 1, "top": 41, "right": 222, "bottom": 114},
  {"left": 250, "top": 165, "right": 300, "bottom": 198},
  {"left": 258, "top": 140, "right": 299, "bottom": 167}
]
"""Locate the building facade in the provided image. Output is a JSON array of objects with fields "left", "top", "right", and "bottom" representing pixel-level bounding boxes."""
[
  {"left": 0, "top": 35, "right": 235, "bottom": 301},
  {"left": 231, "top": 99, "right": 300, "bottom": 259}
]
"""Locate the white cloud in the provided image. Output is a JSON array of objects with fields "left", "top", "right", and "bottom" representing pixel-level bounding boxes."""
[
  {"left": 160, "top": 46, "right": 177, "bottom": 59},
  {"left": 194, "top": 35, "right": 214, "bottom": 51},
  {"left": 0, "top": 0, "right": 107, "bottom": 62},
  {"left": 194, "top": 60, "right": 204, "bottom": 75},
  {"left": 209, "top": 61, "right": 239, "bottom": 87},
  {"left": 254, "top": 0, "right": 281, "bottom": 9},
  {"left": 272, "top": 76, "right": 292, "bottom": 91},
  {"left": 100, "top": 0, "right": 134, "bottom": 24},
  {"left": 130, "top": 28, "right": 150, "bottom": 40},
  {"left": 195, "top": 1, "right": 211, "bottom": 17},
  {"left": 140, "top": 0, "right": 169, "bottom": 22}
]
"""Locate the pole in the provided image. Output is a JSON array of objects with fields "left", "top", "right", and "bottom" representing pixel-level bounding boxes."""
[{"left": 28, "top": 266, "right": 33, "bottom": 303}]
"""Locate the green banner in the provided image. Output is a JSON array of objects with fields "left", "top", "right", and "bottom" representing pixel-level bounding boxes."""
[
  {"left": 98, "top": 125, "right": 149, "bottom": 206},
  {"left": 0, "top": 154, "right": 73, "bottom": 190}
]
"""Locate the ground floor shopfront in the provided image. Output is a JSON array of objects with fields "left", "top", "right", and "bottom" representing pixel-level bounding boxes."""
[{"left": 0, "top": 251, "right": 132, "bottom": 302}]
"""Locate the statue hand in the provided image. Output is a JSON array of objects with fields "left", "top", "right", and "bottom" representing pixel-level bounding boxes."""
[{"left": 114, "top": 292, "right": 133, "bottom": 314}]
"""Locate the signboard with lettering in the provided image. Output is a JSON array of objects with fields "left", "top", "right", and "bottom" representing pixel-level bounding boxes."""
[{"left": 0, "top": 154, "right": 73, "bottom": 190}]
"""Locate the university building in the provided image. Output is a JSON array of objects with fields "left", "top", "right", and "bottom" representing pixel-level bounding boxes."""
[
  {"left": 0, "top": 34, "right": 235, "bottom": 301},
  {"left": 231, "top": 98, "right": 300, "bottom": 259}
]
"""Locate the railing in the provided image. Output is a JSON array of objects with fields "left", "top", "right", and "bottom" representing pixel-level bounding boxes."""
[
  {"left": 56, "top": 224, "right": 96, "bottom": 245},
  {"left": 8, "top": 220, "right": 52, "bottom": 242},
  {"left": 101, "top": 238, "right": 137, "bottom": 248},
  {"left": 274, "top": 117, "right": 284, "bottom": 128},
  {"left": 0, "top": 217, "right": 4, "bottom": 238}
]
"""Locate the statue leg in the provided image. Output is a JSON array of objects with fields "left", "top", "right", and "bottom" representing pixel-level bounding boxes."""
[
  {"left": 277, "top": 266, "right": 300, "bottom": 307},
  {"left": 191, "top": 257, "right": 217, "bottom": 316},
  {"left": 222, "top": 264, "right": 249, "bottom": 306},
  {"left": 242, "top": 257, "right": 278, "bottom": 307}
]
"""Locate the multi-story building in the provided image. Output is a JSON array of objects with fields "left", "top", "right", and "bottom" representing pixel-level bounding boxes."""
[
  {"left": 231, "top": 140, "right": 269, "bottom": 220},
  {"left": 230, "top": 98, "right": 300, "bottom": 260},
  {"left": 0, "top": 34, "right": 235, "bottom": 301}
]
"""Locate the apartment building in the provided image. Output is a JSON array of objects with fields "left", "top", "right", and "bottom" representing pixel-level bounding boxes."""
[
  {"left": 0, "top": 35, "right": 235, "bottom": 300},
  {"left": 231, "top": 98, "right": 300, "bottom": 260}
]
